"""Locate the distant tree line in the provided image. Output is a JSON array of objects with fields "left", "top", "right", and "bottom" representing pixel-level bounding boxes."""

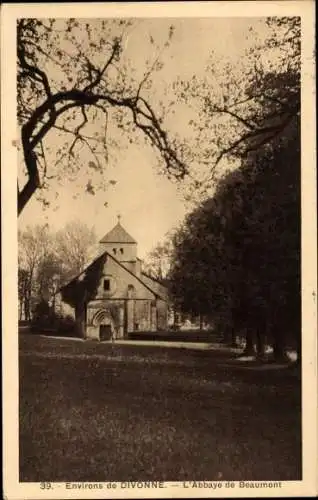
[{"left": 18, "top": 220, "right": 96, "bottom": 321}]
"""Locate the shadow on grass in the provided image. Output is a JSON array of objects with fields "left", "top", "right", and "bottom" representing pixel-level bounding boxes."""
[{"left": 19, "top": 334, "right": 301, "bottom": 482}]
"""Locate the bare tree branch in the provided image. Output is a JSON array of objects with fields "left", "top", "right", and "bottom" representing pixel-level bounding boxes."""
[
  {"left": 205, "top": 103, "right": 257, "bottom": 130},
  {"left": 52, "top": 123, "right": 101, "bottom": 142},
  {"left": 214, "top": 112, "right": 296, "bottom": 166},
  {"left": 83, "top": 38, "right": 121, "bottom": 92},
  {"left": 17, "top": 20, "right": 186, "bottom": 215}
]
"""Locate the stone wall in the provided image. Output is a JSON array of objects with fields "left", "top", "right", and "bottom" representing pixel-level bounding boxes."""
[
  {"left": 93, "top": 256, "right": 155, "bottom": 302},
  {"left": 86, "top": 299, "right": 125, "bottom": 340},
  {"left": 134, "top": 300, "right": 152, "bottom": 331},
  {"left": 156, "top": 299, "right": 168, "bottom": 330},
  {"left": 99, "top": 242, "right": 137, "bottom": 263}
]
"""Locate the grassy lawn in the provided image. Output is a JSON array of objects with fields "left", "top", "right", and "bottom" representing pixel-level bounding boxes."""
[{"left": 19, "top": 334, "right": 301, "bottom": 482}]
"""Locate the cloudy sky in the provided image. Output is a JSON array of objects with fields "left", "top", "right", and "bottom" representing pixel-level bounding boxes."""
[{"left": 18, "top": 16, "right": 268, "bottom": 258}]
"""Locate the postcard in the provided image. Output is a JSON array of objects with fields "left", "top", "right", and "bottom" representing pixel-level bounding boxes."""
[{"left": 1, "top": 1, "right": 316, "bottom": 498}]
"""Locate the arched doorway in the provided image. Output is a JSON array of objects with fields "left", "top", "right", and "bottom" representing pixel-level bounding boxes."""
[{"left": 92, "top": 309, "right": 115, "bottom": 341}]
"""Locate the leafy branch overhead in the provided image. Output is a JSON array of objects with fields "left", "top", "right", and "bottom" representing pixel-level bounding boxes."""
[
  {"left": 175, "top": 17, "right": 300, "bottom": 197},
  {"left": 17, "top": 18, "right": 187, "bottom": 215}
]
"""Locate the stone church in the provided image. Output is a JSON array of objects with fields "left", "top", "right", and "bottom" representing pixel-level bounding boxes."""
[{"left": 59, "top": 218, "right": 169, "bottom": 341}]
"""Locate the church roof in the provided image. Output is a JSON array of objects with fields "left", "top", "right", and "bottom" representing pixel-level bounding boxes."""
[
  {"left": 99, "top": 221, "right": 136, "bottom": 244},
  {"left": 59, "top": 250, "right": 168, "bottom": 301}
]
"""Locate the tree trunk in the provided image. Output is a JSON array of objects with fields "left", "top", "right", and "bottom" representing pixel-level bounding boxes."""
[
  {"left": 18, "top": 178, "right": 38, "bottom": 216},
  {"left": 52, "top": 293, "right": 56, "bottom": 314},
  {"left": 25, "top": 285, "right": 32, "bottom": 321},
  {"left": 256, "top": 330, "right": 265, "bottom": 359},
  {"left": 222, "top": 329, "right": 231, "bottom": 345},
  {"left": 24, "top": 299, "right": 30, "bottom": 322},
  {"left": 242, "top": 329, "right": 255, "bottom": 356},
  {"left": 273, "top": 333, "right": 287, "bottom": 362},
  {"left": 19, "top": 301, "right": 23, "bottom": 321},
  {"left": 18, "top": 149, "right": 40, "bottom": 216},
  {"left": 199, "top": 314, "right": 203, "bottom": 330},
  {"left": 223, "top": 328, "right": 237, "bottom": 347},
  {"left": 231, "top": 329, "right": 238, "bottom": 347}
]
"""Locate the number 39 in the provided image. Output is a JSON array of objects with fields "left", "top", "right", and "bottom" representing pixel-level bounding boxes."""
[{"left": 40, "top": 482, "right": 52, "bottom": 489}]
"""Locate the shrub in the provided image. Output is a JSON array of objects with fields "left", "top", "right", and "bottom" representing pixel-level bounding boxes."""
[
  {"left": 56, "top": 315, "right": 78, "bottom": 335},
  {"left": 31, "top": 300, "right": 78, "bottom": 336}
]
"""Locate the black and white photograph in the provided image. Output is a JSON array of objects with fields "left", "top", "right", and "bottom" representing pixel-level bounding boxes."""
[{"left": 1, "top": 1, "right": 317, "bottom": 498}]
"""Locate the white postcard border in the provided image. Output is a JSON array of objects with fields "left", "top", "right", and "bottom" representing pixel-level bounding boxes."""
[{"left": 1, "top": 2, "right": 317, "bottom": 499}]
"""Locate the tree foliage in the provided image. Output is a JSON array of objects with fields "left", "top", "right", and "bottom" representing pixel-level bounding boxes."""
[
  {"left": 18, "top": 224, "right": 51, "bottom": 320},
  {"left": 169, "top": 115, "right": 300, "bottom": 359},
  {"left": 142, "top": 233, "right": 174, "bottom": 281},
  {"left": 168, "top": 16, "right": 301, "bottom": 361},
  {"left": 55, "top": 220, "right": 97, "bottom": 282},
  {"left": 36, "top": 252, "right": 63, "bottom": 303},
  {"left": 175, "top": 17, "right": 300, "bottom": 201},
  {"left": 17, "top": 18, "right": 187, "bottom": 214},
  {"left": 18, "top": 220, "right": 97, "bottom": 319}
]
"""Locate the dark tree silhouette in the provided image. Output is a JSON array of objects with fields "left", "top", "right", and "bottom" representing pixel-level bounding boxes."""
[{"left": 169, "top": 115, "right": 300, "bottom": 361}]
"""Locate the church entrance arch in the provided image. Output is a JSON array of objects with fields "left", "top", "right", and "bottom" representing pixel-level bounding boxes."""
[{"left": 92, "top": 309, "right": 115, "bottom": 341}]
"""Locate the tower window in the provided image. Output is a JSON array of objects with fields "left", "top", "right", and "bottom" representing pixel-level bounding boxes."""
[
  {"left": 120, "top": 248, "right": 124, "bottom": 254},
  {"left": 103, "top": 279, "right": 110, "bottom": 291},
  {"left": 113, "top": 248, "right": 117, "bottom": 255}
]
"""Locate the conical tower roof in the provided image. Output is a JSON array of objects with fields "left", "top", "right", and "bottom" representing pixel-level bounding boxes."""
[{"left": 99, "top": 219, "right": 136, "bottom": 244}]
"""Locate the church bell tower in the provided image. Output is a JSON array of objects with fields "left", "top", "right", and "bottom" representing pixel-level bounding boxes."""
[{"left": 99, "top": 216, "right": 140, "bottom": 275}]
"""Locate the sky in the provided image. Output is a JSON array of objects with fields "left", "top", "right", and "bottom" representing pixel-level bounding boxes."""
[{"left": 18, "top": 17, "right": 268, "bottom": 259}]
